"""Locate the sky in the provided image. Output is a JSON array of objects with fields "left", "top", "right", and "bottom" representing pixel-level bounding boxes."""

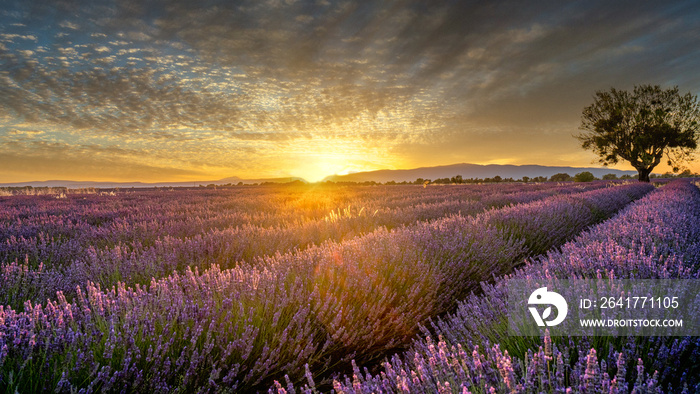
[{"left": 1, "top": 0, "right": 700, "bottom": 183}]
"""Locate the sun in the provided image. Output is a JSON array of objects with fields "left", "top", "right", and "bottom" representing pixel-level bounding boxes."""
[
  {"left": 292, "top": 155, "right": 370, "bottom": 183},
  {"left": 295, "top": 160, "right": 348, "bottom": 183}
]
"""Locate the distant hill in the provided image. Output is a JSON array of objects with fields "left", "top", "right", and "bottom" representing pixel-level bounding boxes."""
[
  {"left": 0, "top": 177, "right": 305, "bottom": 189},
  {"left": 323, "top": 163, "right": 637, "bottom": 183},
  {"left": 1, "top": 163, "right": 639, "bottom": 189}
]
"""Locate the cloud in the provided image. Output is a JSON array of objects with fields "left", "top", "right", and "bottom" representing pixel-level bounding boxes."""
[
  {"left": 4, "top": 1, "right": 698, "bottom": 132},
  {"left": 5, "top": 129, "right": 45, "bottom": 135},
  {"left": 0, "top": 137, "right": 215, "bottom": 182},
  {"left": 0, "top": 150, "right": 208, "bottom": 182},
  {"left": 0, "top": 33, "right": 37, "bottom": 42},
  {"left": 58, "top": 21, "right": 80, "bottom": 30},
  {"left": 1, "top": 0, "right": 699, "bottom": 181}
]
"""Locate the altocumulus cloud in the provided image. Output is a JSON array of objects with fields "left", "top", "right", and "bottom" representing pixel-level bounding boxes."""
[{"left": 1, "top": 0, "right": 699, "bottom": 181}]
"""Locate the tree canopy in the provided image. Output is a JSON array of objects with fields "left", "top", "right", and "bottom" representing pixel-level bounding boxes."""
[
  {"left": 549, "top": 173, "right": 572, "bottom": 182},
  {"left": 573, "top": 171, "right": 595, "bottom": 182},
  {"left": 577, "top": 85, "right": 700, "bottom": 182}
]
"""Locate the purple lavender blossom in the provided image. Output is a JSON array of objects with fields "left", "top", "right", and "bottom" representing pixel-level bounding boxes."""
[{"left": 0, "top": 181, "right": 663, "bottom": 392}]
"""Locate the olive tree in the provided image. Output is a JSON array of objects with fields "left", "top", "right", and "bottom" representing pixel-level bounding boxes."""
[{"left": 577, "top": 85, "right": 700, "bottom": 182}]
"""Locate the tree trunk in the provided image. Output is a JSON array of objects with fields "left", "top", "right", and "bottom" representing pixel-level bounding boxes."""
[{"left": 637, "top": 168, "right": 651, "bottom": 182}]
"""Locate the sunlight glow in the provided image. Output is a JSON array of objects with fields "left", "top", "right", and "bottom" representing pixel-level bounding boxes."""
[{"left": 290, "top": 153, "right": 378, "bottom": 183}]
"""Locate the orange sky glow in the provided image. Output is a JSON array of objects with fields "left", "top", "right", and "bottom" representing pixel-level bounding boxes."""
[{"left": 1, "top": 1, "right": 699, "bottom": 183}]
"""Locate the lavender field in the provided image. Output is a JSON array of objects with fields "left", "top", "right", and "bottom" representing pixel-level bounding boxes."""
[{"left": 1, "top": 180, "right": 698, "bottom": 393}]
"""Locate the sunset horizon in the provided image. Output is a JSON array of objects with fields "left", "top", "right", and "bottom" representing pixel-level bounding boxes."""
[
  {"left": 2, "top": 1, "right": 700, "bottom": 183},
  {"left": 0, "top": 160, "right": 653, "bottom": 186}
]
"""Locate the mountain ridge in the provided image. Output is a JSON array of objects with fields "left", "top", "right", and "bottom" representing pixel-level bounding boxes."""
[
  {"left": 0, "top": 163, "right": 640, "bottom": 188},
  {"left": 322, "top": 163, "right": 637, "bottom": 183}
]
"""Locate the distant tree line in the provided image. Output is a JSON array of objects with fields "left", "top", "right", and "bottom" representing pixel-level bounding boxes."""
[
  {"left": 100, "top": 170, "right": 700, "bottom": 191},
  {"left": 8, "top": 171, "right": 697, "bottom": 195},
  {"left": 409, "top": 171, "right": 635, "bottom": 185},
  {"left": 211, "top": 169, "right": 698, "bottom": 188}
]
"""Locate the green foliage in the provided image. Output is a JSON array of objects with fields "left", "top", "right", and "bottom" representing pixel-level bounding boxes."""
[
  {"left": 574, "top": 171, "right": 596, "bottom": 182},
  {"left": 578, "top": 85, "right": 700, "bottom": 182},
  {"left": 549, "top": 173, "right": 572, "bottom": 182}
]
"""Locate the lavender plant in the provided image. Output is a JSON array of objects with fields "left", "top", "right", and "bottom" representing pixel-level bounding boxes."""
[
  {"left": 412, "top": 180, "right": 700, "bottom": 392},
  {"left": 0, "top": 182, "right": 607, "bottom": 310},
  {"left": 0, "top": 181, "right": 656, "bottom": 392},
  {"left": 270, "top": 181, "right": 698, "bottom": 393}
]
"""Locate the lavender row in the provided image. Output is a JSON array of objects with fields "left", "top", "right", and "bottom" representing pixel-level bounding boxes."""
[
  {"left": 0, "top": 182, "right": 605, "bottom": 259},
  {"left": 429, "top": 180, "right": 700, "bottom": 351},
  {"left": 0, "top": 183, "right": 606, "bottom": 310},
  {"left": 0, "top": 182, "right": 653, "bottom": 392},
  {"left": 1, "top": 183, "right": 593, "bottom": 244},
  {"left": 310, "top": 180, "right": 698, "bottom": 393}
]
